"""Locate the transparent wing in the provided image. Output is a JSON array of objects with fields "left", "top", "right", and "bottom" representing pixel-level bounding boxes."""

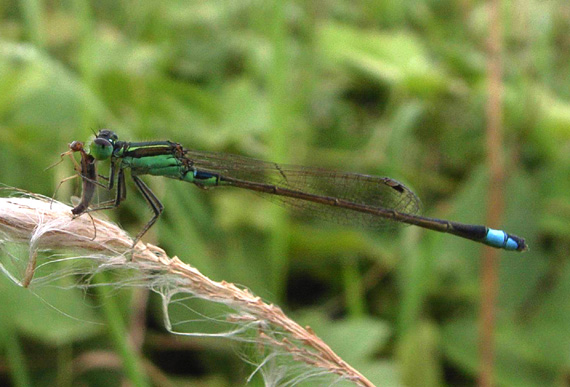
[{"left": 183, "top": 149, "right": 421, "bottom": 228}]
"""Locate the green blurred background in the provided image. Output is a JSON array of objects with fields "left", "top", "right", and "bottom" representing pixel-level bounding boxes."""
[{"left": 0, "top": 0, "right": 569, "bottom": 386}]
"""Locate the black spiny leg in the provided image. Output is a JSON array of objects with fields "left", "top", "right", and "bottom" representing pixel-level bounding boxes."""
[{"left": 131, "top": 175, "right": 164, "bottom": 246}]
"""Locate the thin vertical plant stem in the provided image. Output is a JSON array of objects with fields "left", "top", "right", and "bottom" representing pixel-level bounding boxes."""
[
  {"left": 480, "top": 0, "right": 505, "bottom": 386},
  {"left": 93, "top": 272, "right": 151, "bottom": 387}
]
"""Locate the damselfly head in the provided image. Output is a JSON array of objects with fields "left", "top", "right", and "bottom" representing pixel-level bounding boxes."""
[{"left": 89, "top": 129, "right": 116, "bottom": 160}]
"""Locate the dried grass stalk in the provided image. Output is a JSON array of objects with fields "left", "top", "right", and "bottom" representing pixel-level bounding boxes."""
[{"left": 0, "top": 193, "right": 375, "bottom": 387}]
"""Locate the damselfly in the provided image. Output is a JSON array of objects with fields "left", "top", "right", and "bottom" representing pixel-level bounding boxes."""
[{"left": 66, "top": 130, "right": 527, "bottom": 251}]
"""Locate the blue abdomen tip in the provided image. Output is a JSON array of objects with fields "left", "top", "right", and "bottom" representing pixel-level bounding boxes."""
[{"left": 485, "top": 228, "right": 520, "bottom": 251}]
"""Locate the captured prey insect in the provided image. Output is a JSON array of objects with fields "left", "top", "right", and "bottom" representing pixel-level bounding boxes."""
[
  {"left": 66, "top": 130, "right": 528, "bottom": 251},
  {"left": 50, "top": 140, "right": 99, "bottom": 237}
]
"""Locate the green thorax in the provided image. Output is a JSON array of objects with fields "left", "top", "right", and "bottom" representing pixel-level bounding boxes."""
[
  {"left": 115, "top": 141, "right": 185, "bottom": 178},
  {"left": 110, "top": 141, "right": 222, "bottom": 188},
  {"left": 120, "top": 154, "right": 186, "bottom": 178}
]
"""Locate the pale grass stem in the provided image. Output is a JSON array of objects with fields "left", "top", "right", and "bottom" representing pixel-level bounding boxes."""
[{"left": 0, "top": 191, "right": 375, "bottom": 387}]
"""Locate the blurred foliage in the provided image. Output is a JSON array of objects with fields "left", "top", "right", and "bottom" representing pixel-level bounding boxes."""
[{"left": 0, "top": 0, "right": 569, "bottom": 386}]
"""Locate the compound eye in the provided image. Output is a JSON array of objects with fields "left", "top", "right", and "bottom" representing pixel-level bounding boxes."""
[
  {"left": 97, "top": 129, "right": 118, "bottom": 142},
  {"left": 90, "top": 138, "right": 113, "bottom": 160}
]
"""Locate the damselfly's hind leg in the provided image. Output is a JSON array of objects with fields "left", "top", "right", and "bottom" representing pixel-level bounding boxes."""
[{"left": 131, "top": 175, "right": 164, "bottom": 247}]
